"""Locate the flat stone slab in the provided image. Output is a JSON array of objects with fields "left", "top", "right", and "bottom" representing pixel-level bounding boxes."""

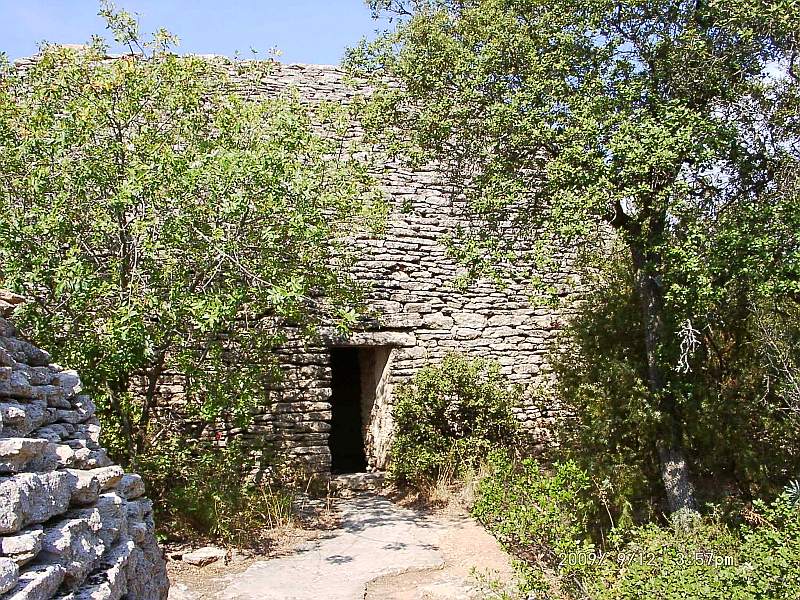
[
  {"left": 183, "top": 546, "right": 227, "bottom": 567},
  {"left": 219, "top": 496, "right": 447, "bottom": 600},
  {"left": 330, "top": 472, "right": 386, "bottom": 492}
]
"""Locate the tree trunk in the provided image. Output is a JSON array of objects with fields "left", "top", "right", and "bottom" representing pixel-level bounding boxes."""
[
  {"left": 630, "top": 241, "right": 698, "bottom": 517},
  {"left": 135, "top": 346, "right": 170, "bottom": 458}
]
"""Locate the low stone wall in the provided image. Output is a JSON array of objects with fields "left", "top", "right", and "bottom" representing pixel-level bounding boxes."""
[{"left": 0, "top": 293, "right": 168, "bottom": 599}]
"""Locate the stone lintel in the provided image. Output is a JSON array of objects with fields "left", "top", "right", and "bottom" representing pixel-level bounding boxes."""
[{"left": 321, "top": 329, "right": 417, "bottom": 348}]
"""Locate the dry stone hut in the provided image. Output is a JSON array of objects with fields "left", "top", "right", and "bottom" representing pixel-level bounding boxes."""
[{"left": 183, "top": 62, "right": 578, "bottom": 478}]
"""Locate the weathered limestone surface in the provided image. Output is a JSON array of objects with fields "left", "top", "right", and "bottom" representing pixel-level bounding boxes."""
[{"left": 0, "top": 301, "right": 168, "bottom": 599}]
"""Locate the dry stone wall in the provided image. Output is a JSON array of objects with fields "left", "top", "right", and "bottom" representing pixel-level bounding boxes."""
[
  {"left": 114, "top": 60, "right": 579, "bottom": 476},
  {"left": 195, "top": 62, "right": 580, "bottom": 474},
  {"left": 0, "top": 292, "right": 168, "bottom": 600}
]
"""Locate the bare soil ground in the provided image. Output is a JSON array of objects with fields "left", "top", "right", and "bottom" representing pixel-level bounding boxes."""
[
  {"left": 167, "top": 491, "right": 515, "bottom": 600},
  {"left": 167, "top": 501, "right": 341, "bottom": 599}
]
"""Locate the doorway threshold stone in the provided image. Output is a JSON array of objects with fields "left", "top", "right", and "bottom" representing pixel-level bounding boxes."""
[{"left": 331, "top": 472, "right": 386, "bottom": 493}]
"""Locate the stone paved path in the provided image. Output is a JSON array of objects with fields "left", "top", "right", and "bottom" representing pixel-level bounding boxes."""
[{"left": 170, "top": 494, "right": 514, "bottom": 600}]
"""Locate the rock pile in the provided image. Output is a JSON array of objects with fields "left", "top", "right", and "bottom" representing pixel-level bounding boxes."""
[{"left": 0, "top": 294, "right": 168, "bottom": 599}]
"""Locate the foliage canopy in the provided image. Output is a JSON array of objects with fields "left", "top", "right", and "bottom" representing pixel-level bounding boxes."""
[
  {"left": 352, "top": 0, "right": 800, "bottom": 514},
  {"left": 0, "top": 9, "right": 384, "bottom": 465}
]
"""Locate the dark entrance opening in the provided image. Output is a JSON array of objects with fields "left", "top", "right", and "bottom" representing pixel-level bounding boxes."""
[{"left": 329, "top": 347, "right": 368, "bottom": 473}]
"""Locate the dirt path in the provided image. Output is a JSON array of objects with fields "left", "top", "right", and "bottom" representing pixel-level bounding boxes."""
[{"left": 168, "top": 494, "right": 515, "bottom": 600}]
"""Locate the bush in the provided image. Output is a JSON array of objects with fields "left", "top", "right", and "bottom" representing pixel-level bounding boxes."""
[
  {"left": 473, "top": 453, "right": 800, "bottom": 600},
  {"left": 589, "top": 492, "right": 800, "bottom": 599},
  {"left": 389, "top": 353, "right": 520, "bottom": 486},
  {"left": 472, "top": 451, "right": 596, "bottom": 597},
  {"left": 0, "top": 7, "right": 379, "bottom": 501},
  {"left": 137, "top": 437, "right": 294, "bottom": 547},
  {"left": 551, "top": 258, "right": 800, "bottom": 522}
]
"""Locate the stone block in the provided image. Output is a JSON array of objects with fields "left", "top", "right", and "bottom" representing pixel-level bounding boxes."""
[
  {"left": 453, "top": 327, "right": 481, "bottom": 340},
  {"left": 54, "top": 396, "right": 95, "bottom": 425},
  {"left": 0, "top": 557, "right": 19, "bottom": 594},
  {"left": 0, "top": 439, "right": 49, "bottom": 474},
  {"left": 51, "top": 370, "right": 81, "bottom": 398},
  {"left": 182, "top": 546, "right": 226, "bottom": 567},
  {"left": 70, "top": 448, "right": 112, "bottom": 470},
  {"left": 116, "top": 475, "right": 145, "bottom": 501},
  {"left": 68, "top": 539, "right": 134, "bottom": 600},
  {"left": 67, "top": 470, "right": 101, "bottom": 506},
  {"left": 122, "top": 537, "right": 167, "bottom": 600},
  {"left": 452, "top": 312, "right": 488, "bottom": 328},
  {"left": 0, "top": 526, "right": 43, "bottom": 566},
  {"left": 125, "top": 498, "right": 153, "bottom": 525},
  {"left": 1, "top": 564, "right": 64, "bottom": 600},
  {"left": 0, "top": 471, "right": 77, "bottom": 534},
  {"left": 0, "top": 401, "right": 51, "bottom": 437},
  {"left": 421, "top": 313, "right": 454, "bottom": 328},
  {"left": 40, "top": 516, "right": 106, "bottom": 584},
  {"left": 29, "top": 424, "right": 69, "bottom": 443},
  {"left": 88, "top": 466, "right": 124, "bottom": 492},
  {"left": 27, "top": 442, "right": 77, "bottom": 472}
]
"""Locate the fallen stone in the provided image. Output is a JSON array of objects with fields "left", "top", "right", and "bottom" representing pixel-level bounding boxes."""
[{"left": 182, "top": 546, "right": 226, "bottom": 567}]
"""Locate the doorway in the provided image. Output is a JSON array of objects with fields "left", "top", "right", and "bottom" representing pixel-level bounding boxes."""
[{"left": 328, "top": 346, "right": 393, "bottom": 474}]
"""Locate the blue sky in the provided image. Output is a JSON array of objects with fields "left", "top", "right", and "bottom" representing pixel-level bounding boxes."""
[{"left": 0, "top": 0, "right": 386, "bottom": 64}]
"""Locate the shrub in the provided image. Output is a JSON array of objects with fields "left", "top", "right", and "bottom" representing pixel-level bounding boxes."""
[
  {"left": 589, "top": 492, "right": 800, "bottom": 599},
  {"left": 137, "top": 437, "right": 294, "bottom": 547},
  {"left": 0, "top": 5, "right": 380, "bottom": 471},
  {"left": 389, "top": 353, "right": 520, "bottom": 486},
  {"left": 473, "top": 452, "right": 800, "bottom": 600},
  {"left": 551, "top": 258, "right": 800, "bottom": 522},
  {"left": 472, "top": 450, "right": 596, "bottom": 597}
]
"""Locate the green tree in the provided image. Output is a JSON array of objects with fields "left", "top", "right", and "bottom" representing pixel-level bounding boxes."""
[
  {"left": 350, "top": 0, "right": 800, "bottom": 516},
  {"left": 0, "top": 6, "right": 383, "bottom": 465}
]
